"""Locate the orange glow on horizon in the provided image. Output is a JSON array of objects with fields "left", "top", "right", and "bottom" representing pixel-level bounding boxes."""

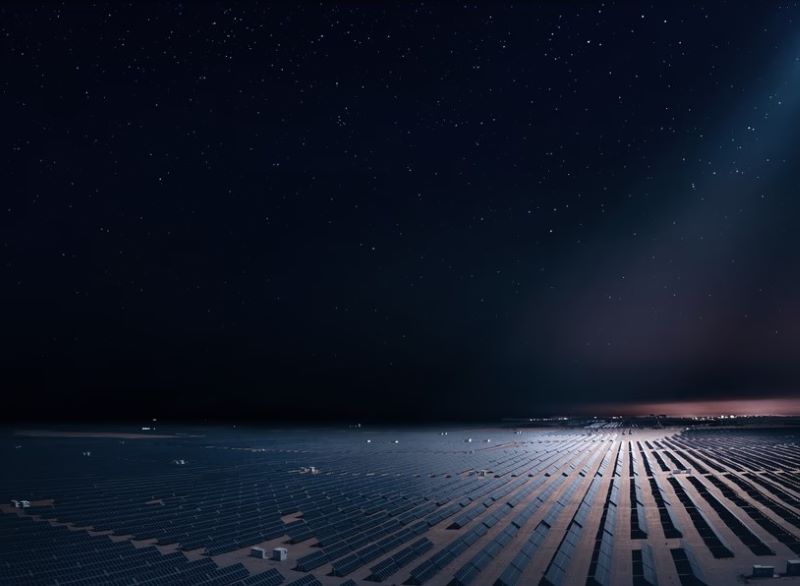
[{"left": 585, "top": 398, "right": 800, "bottom": 417}]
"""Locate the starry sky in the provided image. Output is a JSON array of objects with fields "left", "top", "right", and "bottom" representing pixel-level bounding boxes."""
[{"left": 3, "top": 2, "right": 800, "bottom": 422}]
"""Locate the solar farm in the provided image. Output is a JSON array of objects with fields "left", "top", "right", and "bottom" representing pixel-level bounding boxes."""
[{"left": 2, "top": 424, "right": 800, "bottom": 585}]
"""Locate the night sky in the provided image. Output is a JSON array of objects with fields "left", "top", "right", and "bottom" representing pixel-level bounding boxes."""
[{"left": 4, "top": 2, "right": 800, "bottom": 422}]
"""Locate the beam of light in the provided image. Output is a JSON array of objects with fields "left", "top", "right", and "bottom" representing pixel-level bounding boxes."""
[{"left": 518, "top": 23, "right": 800, "bottom": 409}]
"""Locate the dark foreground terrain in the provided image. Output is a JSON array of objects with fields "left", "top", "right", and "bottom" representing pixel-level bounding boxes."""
[{"left": 2, "top": 423, "right": 800, "bottom": 585}]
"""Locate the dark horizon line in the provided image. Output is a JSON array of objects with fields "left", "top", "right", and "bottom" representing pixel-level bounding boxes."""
[{"left": 4, "top": 413, "right": 800, "bottom": 429}]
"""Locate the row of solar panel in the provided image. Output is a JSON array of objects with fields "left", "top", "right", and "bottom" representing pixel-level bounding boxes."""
[
  {"left": 366, "top": 537, "right": 433, "bottom": 582},
  {"left": 411, "top": 443, "right": 610, "bottom": 586},
  {"left": 634, "top": 442, "right": 654, "bottom": 477},
  {"left": 4, "top": 432, "right": 612, "bottom": 580},
  {"left": 629, "top": 476, "right": 647, "bottom": 540},
  {"left": 685, "top": 476, "right": 773, "bottom": 556},
  {"left": 647, "top": 475, "right": 682, "bottom": 539},
  {"left": 762, "top": 471, "right": 800, "bottom": 496},
  {"left": 667, "top": 476, "right": 733, "bottom": 558},
  {"left": 586, "top": 443, "right": 622, "bottom": 586},
  {"left": 631, "top": 545, "right": 657, "bottom": 586},
  {"left": 494, "top": 521, "right": 550, "bottom": 586},
  {"left": 669, "top": 430, "right": 800, "bottom": 471},
  {"left": 0, "top": 514, "right": 290, "bottom": 586},
  {"left": 707, "top": 474, "right": 800, "bottom": 555},
  {"left": 449, "top": 522, "right": 519, "bottom": 585},
  {"left": 670, "top": 545, "right": 707, "bottom": 586},
  {"left": 540, "top": 445, "right": 613, "bottom": 586},
  {"left": 662, "top": 446, "right": 708, "bottom": 474},
  {"left": 744, "top": 472, "right": 800, "bottom": 510}
]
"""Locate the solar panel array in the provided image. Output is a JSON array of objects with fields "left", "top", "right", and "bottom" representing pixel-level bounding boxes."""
[
  {"left": 2, "top": 425, "right": 800, "bottom": 585},
  {"left": 631, "top": 545, "right": 657, "bottom": 586},
  {"left": 585, "top": 445, "right": 621, "bottom": 586},
  {"left": 666, "top": 477, "right": 733, "bottom": 559},
  {"left": 0, "top": 513, "right": 265, "bottom": 585},
  {"left": 670, "top": 545, "right": 707, "bottom": 586}
]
